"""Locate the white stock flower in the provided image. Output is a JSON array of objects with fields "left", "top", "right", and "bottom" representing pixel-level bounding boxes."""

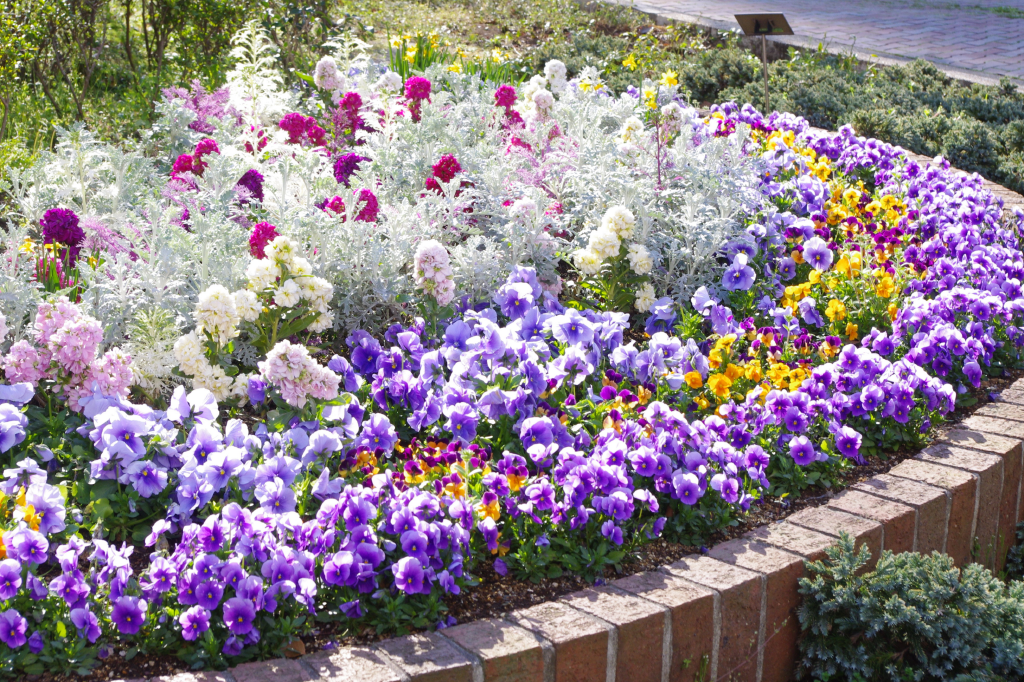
[
  {"left": 233, "top": 290, "right": 261, "bottom": 322},
  {"left": 634, "top": 282, "right": 656, "bottom": 312},
  {"left": 588, "top": 228, "right": 621, "bottom": 260},
  {"left": 308, "top": 311, "right": 334, "bottom": 333},
  {"left": 573, "top": 248, "right": 603, "bottom": 275},
  {"left": 627, "top": 243, "right": 653, "bottom": 275},
  {"left": 521, "top": 75, "right": 547, "bottom": 101},
  {"left": 273, "top": 278, "right": 302, "bottom": 308},
  {"left": 265, "top": 236, "right": 298, "bottom": 269},
  {"left": 194, "top": 284, "right": 241, "bottom": 345},
  {"left": 544, "top": 60, "right": 567, "bottom": 93},
  {"left": 601, "top": 206, "right": 636, "bottom": 239},
  {"left": 246, "top": 258, "right": 281, "bottom": 292},
  {"left": 173, "top": 332, "right": 206, "bottom": 376}
]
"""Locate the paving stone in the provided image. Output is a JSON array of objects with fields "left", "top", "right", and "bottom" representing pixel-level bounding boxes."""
[
  {"left": 378, "top": 631, "right": 474, "bottom": 682},
  {"left": 917, "top": 444, "right": 1004, "bottom": 568},
  {"left": 231, "top": 659, "right": 316, "bottom": 682},
  {"left": 828, "top": 489, "right": 916, "bottom": 554},
  {"left": 613, "top": 570, "right": 715, "bottom": 682},
  {"left": 442, "top": 618, "right": 545, "bottom": 682},
  {"left": 303, "top": 647, "right": 402, "bottom": 682},
  {"left": 707, "top": 539, "right": 805, "bottom": 682},
  {"left": 854, "top": 473, "right": 949, "bottom": 554},
  {"left": 508, "top": 601, "right": 609, "bottom": 682},
  {"left": 563, "top": 586, "right": 666, "bottom": 682},
  {"left": 889, "top": 459, "right": 976, "bottom": 566},
  {"left": 153, "top": 674, "right": 234, "bottom": 682},
  {"left": 664, "top": 555, "right": 762, "bottom": 682},
  {"left": 786, "top": 507, "right": 883, "bottom": 570}
]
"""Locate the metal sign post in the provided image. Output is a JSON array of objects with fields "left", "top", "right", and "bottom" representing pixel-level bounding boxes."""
[{"left": 734, "top": 13, "right": 794, "bottom": 114}]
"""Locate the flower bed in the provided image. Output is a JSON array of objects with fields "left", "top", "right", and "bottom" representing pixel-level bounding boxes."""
[{"left": 0, "top": 21, "right": 1023, "bottom": 678}]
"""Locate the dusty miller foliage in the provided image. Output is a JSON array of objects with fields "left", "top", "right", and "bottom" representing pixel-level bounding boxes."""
[
  {"left": 797, "top": 533, "right": 1024, "bottom": 682},
  {"left": 0, "top": 22, "right": 768, "bottom": 349}
]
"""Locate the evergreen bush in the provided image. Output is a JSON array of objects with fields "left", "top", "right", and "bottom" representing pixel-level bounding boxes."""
[{"left": 798, "top": 534, "right": 1024, "bottom": 681}]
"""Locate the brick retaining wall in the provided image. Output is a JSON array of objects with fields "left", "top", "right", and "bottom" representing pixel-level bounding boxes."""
[{"left": 122, "top": 380, "right": 1024, "bottom": 682}]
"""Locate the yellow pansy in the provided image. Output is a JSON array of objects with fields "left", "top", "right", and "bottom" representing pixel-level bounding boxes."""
[
  {"left": 684, "top": 371, "right": 703, "bottom": 389},
  {"left": 478, "top": 499, "right": 500, "bottom": 521},
  {"left": 876, "top": 274, "right": 896, "bottom": 298},
  {"left": 724, "top": 363, "right": 743, "bottom": 381},
  {"left": 825, "top": 299, "right": 847, "bottom": 322},
  {"left": 846, "top": 322, "right": 859, "bottom": 340},
  {"left": 707, "top": 373, "right": 733, "bottom": 399},
  {"left": 659, "top": 70, "right": 678, "bottom": 87},
  {"left": 744, "top": 361, "right": 762, "bottom": 382},
  {"left": 714, "top": 334, "right": 737, "bottom": 351},
  {"left": 835, "top": 255, "right": 851, "bottom": 277}
]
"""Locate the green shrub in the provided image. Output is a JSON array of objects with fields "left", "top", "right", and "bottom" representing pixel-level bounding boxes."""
[{"left": 798, "top": 534, "right": 1024, "bottom": 681}]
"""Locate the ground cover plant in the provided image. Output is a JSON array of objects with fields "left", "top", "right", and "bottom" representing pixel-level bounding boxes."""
[{"left": 0, "top": 16, "right": 1022, "bottom": 679}]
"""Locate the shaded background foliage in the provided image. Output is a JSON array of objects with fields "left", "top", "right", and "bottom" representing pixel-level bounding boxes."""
[{"left": 0, "top": 0, "right": 1022, "bottom": 192}]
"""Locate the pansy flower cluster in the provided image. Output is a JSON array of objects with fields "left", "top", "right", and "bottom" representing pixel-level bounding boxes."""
[{"left": 1, "top": 54, "right": 1024, "bottom": 677}]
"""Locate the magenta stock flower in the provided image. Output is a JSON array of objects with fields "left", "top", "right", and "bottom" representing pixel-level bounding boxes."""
[{"left": 249, "top": 221, "right": 279, "bottom": 259}]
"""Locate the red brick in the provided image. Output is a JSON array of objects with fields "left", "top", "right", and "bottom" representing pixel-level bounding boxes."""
[
  {"left": 854, "top": 473, "right": 948, "bottom": 554},
  {"left": 974, "top": 401, "right": 1024, "bottom": 423},
  {"left": 745, "top": 521, "right": 835, "bottom": 562},
  {"left": 917, "top": 444, "right": 1004, "bottom": 568},
  {"left": 508, "top": 601, "right": 609, "bottom": 682},
  {"left": 961, "top": 415, "right": 1024, "bottom": 441},
  {"left": 442, "top": 618, "right": 545, "bottom": 682},
  {"left": 707, "top": 539, "right": 804, "bottom": 682},
  {"left": 613, "top": 570, "right": 715, "bottom": 682},
  {"left": 303, "top": 647, "right": 402, "bottom": 682},
  {"left": 786, "top": 507, "right": 882, "bottom": 569},
  {"left": 232, "top": 659, "right": 317, "bottom": 682},
  {"left": 889, "top": 459, "right": 976, "bottom": 566},
  {"left": 942, "top": 428, "right": 1024, "bottom": 524},
  {"left": 377, "top": 631, "right": 473, "bottom": 682},
  {"left": 994, "top": 388, "right": 1024, "bottom": 406},
  {"left": 665, "top": 555, "right": 761, "bottom": 682},
  {"left": 828, "top": 489, "right": 916, "bottom": 554},
  {"left": 563, "top": 586, "right": 666, "bottom": 682}
]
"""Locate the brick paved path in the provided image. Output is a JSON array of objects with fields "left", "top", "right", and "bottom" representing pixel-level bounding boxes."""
[{"left": 607, "top": 0, "right": 1024, "bottom": 85}]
